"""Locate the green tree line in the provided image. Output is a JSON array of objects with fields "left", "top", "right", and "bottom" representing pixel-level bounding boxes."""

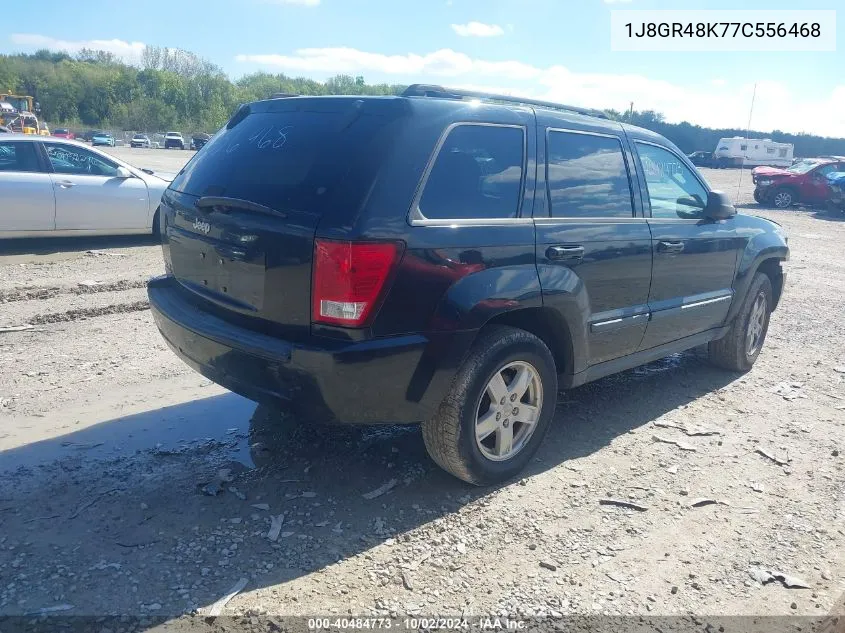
[{"left": 2, "top": 47, "right": 843, "bottom": 158}]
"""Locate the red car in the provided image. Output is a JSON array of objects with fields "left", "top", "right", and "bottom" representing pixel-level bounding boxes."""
[
  {"left": 752, "top": 158, "right": 845, "bottom": 209},
  {"left": 52, "top": 128, "right": 74, "bottom": 139}
]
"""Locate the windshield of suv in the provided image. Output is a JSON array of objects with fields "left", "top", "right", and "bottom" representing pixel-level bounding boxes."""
[{"left": 787, "top": 160, "right": 821, "bottom": 174}]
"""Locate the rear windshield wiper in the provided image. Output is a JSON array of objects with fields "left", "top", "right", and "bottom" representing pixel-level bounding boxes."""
[{"left": 195, "top": 196, "right": 286, "bottom": 219}]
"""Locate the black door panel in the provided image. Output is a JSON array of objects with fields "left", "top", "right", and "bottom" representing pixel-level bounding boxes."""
[
  {"left": 535, "top": 123, "right": 652, "bottom": 368},
  {"left": 631, "top": 141, "right": 746, "bottom": 349},
  {"left": 536, "top": 221, "right": 652, "bottom": 366}
]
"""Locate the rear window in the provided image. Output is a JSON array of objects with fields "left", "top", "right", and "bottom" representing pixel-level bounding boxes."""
[
  {"left": 169, "top": 106, "right": 397, "bottom": 214},
  {"left": 418, "top": 124, "right": 525, "bottom": 220}
]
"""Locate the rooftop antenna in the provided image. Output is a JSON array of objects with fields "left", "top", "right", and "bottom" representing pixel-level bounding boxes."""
[{"left": 737, "top": 82, "right": 757, "bottom": 199}]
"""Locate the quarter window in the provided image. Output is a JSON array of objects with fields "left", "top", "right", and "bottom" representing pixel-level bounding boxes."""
[
  {"left": 45, "top": 143, "right": 120, "bottom": 177},
  {"left": 418, "top": 124, "right": 525, "bottom": 220},
  {"left": 0, "top": 141, "right": 40, "bottom": 172},
  {"left": 636, "top": 143, "right": 708, "bottom": 219},
  {"left": 546, "top": 130, "right": 633, "bottom": 218}
]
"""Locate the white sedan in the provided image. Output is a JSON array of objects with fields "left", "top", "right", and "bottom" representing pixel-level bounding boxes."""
[{"left": 0, "top": 134, "right": 173, "bottom": 238}]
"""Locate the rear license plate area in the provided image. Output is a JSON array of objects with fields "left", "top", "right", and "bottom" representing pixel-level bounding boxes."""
[{"left": 169, "top": 230, "right": 265, "bottom": 311}]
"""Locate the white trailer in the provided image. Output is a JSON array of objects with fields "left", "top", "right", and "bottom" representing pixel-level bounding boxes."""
[{"left": 712, "top": 137, "right": 793, "bottom": 168}]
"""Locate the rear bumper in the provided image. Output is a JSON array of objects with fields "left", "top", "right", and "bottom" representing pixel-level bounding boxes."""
[{"left": 147, "top": 276, "right": 474, "bottom": 424}]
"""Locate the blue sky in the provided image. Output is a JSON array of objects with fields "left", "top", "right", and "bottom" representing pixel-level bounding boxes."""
[{"left": 4, "top": 0, "right": 844, "bottom": 135}]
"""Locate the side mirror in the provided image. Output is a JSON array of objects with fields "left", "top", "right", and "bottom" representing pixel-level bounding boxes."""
[
  {"left": 704, "top": 190, "right": 736, "bottom": 220},
  {"left": 114, "top": 166, "right": 133, "bottom": 179}
]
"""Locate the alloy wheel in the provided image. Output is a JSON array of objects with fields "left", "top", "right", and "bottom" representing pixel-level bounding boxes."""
[
  {"left": 475, "top": 361, "right": 543, "bottom": 462},
  {"left": 745, "top": 292, "right": 767, "bottom": 356}
]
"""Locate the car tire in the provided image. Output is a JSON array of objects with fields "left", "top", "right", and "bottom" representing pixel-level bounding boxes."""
[
  {"left": 708, "top": 272, "right": 773, "bottom": 372},
  {"left": 771, "top": 188, "right": 795, "bottom": 209},
  {"left": 151, "top": 208, "right": 161, "bottom": 238},
  {"left": 422, "top": 325, "right": 558, "bottom": 486}
]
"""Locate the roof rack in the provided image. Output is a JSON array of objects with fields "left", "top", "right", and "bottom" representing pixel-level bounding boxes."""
[
  {"left": 270, "top": 93, "right": 301, "bottom": 99},
  {"left": 401, "top": 84, "right": 609, "bottom": 120}
]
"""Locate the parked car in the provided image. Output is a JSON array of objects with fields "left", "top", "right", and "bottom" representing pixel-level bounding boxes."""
[
  {"left": 687, "top": 151, "right": 714, "bottom": 168},
  {"left": 148, "top": 85, "right": 788, "bottom": 485},
  {"left": 131, "top": 134, "right": 151, "bottom": 148},
  {"left": 826, "top": 171, "right": 845, "bottom": 215},
  {"left": 191, "top": 133, "right": 211, "bottom": 150},
  {"left": 0, "top": 125, "right": 8, "bottom": 133},
  {"left": 53, "top": 128, "right": 75, "bottom": 139},
  {"left": 91, "top": 132, "right": 115, "bottom": 147},
  {"left": 164, "top": 132, "right": 185, "bottom": 150},
  {"left": 752, "top": 158, "right": 845, "bottom": 208},
  {"left": 0, "top": 134, "right": 171, "bottom": 238}
]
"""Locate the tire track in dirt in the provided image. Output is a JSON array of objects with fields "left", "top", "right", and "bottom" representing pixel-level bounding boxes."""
[
  {"left": 26, "top": 300, "right": 150, "bottom": 325},
  {"left": 0, "top": 279, "right": 149, "bottom": 303}
]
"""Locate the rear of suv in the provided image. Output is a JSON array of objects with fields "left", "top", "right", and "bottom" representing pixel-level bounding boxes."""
[{"left": 149, "top": 86, "right": 788, "bottom": 485}]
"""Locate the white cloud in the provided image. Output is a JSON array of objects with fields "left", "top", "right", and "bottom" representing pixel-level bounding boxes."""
[
  {"left": 9, "top": 33, "right": 147, "bottom": 64},
  {"left": 10, "top": 33, "right": 242, "bottom": 70},
  {"left": 451, "top": 22, "right": 505, "bottom": 37},
  {"left": 711, "top": 78, "right": 727, "bottom": 87},
  {"left": 235, "top": 45, "right": 845, "bottom": 137}
]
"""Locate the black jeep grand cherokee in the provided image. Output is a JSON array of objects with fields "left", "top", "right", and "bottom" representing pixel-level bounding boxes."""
[{"left": 149, "top": 85, "right": 788, "bottom": 485}]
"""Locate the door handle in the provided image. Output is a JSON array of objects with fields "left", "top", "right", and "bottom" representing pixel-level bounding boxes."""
[
  {"left": 657, "top": 240, "right": 685, "bottom": 254},
  {"left": 57, "top": 180, "right": 76, "bottom": 188},
  {"left": 546, "top": 245, "right": 585, "bottom": 261}
]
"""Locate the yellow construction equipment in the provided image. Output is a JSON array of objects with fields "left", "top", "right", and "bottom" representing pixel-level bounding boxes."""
[{"left": 0, "top": 93, "right": 48, "bottom": 134}]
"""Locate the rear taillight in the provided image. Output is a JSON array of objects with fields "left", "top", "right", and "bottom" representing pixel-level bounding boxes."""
[{"left": 312, "top": 239, "right": 403, "bottom": 327}]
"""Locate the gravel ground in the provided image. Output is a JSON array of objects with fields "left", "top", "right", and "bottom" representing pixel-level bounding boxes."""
[{"left": 1, "top": 154, "right": 843, "bottom": 628}]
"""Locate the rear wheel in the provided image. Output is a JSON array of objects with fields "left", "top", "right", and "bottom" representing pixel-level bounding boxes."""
[
  {"left": 422, "top": 326, "right": 557, "bottom": 485},
  {"left": 708, "top": 272, "right": 773, "bottom": 372},
  {"left": 771, "top": 188, "right": 795, "bottom": 209}
]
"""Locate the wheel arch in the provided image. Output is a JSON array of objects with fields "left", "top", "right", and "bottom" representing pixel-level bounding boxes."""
[{"left": 481, "top": 306, "right": 574, "bottom": 376}]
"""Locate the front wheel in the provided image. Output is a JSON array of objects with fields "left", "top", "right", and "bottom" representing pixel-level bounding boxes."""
[
  {"left": 422, "top": 325, "right": 557, "bottom": 485},
  {"left": 708, "top": 272, "right": 773, "bottom": 372},
  {"left": 771, "top": 188, "right": 795, "bottom": 209}
]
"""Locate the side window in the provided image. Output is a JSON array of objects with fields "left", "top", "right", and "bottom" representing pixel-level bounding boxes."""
[
  {"left": 546, "top": 131, "right": 633, "bottom": 218},
  {"left": 418, "top": 124, "right": 524, "bottom": 220},
  {"left": 0, "top": 142, "right": 41, "bottom": 172},
  {"left": 45, "top": 144, "right": 119, "bottom": 177},
  {"left": 815, "top": 164, "right": 838, "bottom": 178},
  {"left": 636, "top": 143, "right": 708, "bottom": 219}
]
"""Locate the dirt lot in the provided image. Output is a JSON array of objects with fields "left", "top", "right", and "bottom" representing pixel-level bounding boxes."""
[{"left": 1, "top": 152, "right": 843, "bottom": 628}]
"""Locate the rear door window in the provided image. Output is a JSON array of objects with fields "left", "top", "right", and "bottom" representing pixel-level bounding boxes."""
[
  {"left": 546, "top": 130, "right": 634, "bottom": 218},
  {"left": 0, "top": 141, "right": 41, "bottom": 172},
  {"left": 418, "top": 124, "right": 525, "bottom": 220}
]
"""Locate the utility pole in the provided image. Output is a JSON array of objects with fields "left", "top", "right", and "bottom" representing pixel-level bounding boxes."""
[{"left": 628, "top": 101, "right": 634, "bottom": 122}]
